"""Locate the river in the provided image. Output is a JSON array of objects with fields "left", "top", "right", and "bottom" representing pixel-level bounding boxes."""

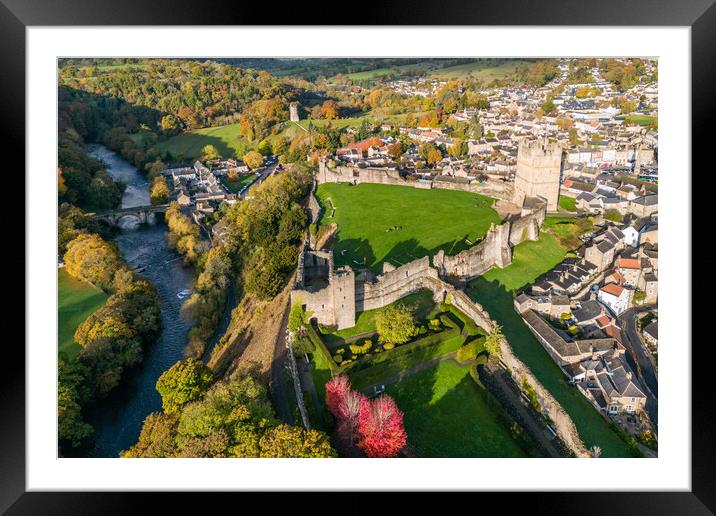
[{"left": 80, "top": 145, "right": 196, "bottom": 457}]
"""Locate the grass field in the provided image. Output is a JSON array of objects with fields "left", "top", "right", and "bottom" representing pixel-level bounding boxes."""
[
  {"left": 427, "top": 60, "right": 529, "bottom": 81},
  {"left": 387, "top": 361, "right": 531, "bottom": 457},
  {"left": 625, "top": 114, "right": 658, "bottom": 127},
  {"left": 58, "top": 268, "right": 107, "bottom": 359},
  {"left": 466, "top": 217, "right": 639, "bottom": 457},
  {"left": 558, "top": 195, "right": 577, "bottom": 212},
  {"left": 154, "top": 123, "right": 250, "bottom": 160},
  {"left": 316, "top": 183, "right": 501, "bottom": 273}
]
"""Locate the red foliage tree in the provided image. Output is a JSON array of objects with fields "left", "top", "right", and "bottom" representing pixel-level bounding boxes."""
[
  {"left": 357, "top": 395, "right": 407, "bottom": 458},
  {"left": 325, "top": 375, "right": 351, "bottom": 420}
]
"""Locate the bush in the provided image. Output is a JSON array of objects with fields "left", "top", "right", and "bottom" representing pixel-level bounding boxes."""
[
  {"left": 383, "top": 343, "right": 395, "bottom": 350},
  {"left": 349, "top": 340, "right": 372, "bottom": 356},
  {"left": 333, "top": 354, "right": 344, "bottom": 364},
  {"left": 456, "top": 340, "right": 483, "bottom": 363}
]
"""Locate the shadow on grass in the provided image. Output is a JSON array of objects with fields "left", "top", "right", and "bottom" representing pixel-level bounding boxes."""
[{"left": 466, "top": 276, "right": 639, "bottom": 458}]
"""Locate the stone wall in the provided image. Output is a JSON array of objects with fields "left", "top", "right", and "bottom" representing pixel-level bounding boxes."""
[
  {"left": 308, "top": 181, "right": 321, "bottom": 225},
  {"left": 448, "top": 290, "right": 590, "bottom": 458},
  {"left": 508, "top": 206, "right": 545, "bottom": 246},
  {"left": 433, "top": 222, "right": 512, "bottom": 282},
  {"left": 317, "top": 161, "right": 513, "bottom": 202},
  {"left": 356, "top": 256, "right": 441, "bottom": 312}
]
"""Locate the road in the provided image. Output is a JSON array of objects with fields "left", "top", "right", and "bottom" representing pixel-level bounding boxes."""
[
  {"left": 238, "top": 161, "right": 279, "bottom": 199},
  {"left": 618, "top": 305, "right": 658, "bottom": 428}
]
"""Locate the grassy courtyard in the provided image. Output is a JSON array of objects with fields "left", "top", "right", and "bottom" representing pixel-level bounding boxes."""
[
  {"left": 58, "top": 268, "right": 108, "bottom": 358},
  {"left": 387, "top": 361, "right": 534, "bottom": 457},
  {"left": 220, "top": 173, "right": 257, "bottom": 193},
  {"left": 316, "top": 183, "right": 501, "bottom": 273},
  {"left": 466, "top": 217, "right": 639, "bottom": 457},
  {"left": 558, "top": 195, "right": 577, "bottom": 212}
]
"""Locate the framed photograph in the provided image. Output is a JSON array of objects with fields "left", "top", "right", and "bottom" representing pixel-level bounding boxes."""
[{"left": 8, "top": 0, "right": 711, "bottom": 512}]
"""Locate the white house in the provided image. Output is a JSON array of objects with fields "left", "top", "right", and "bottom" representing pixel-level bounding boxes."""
[
  {"left": 598, "top": 283, "right": 630, "bottom": 316},
  {"left": 622, "top": 225, "right": 640, "bottom": 247}
]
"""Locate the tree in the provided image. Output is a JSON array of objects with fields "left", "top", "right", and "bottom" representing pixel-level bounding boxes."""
[
  {"left": 201, "top": 144, "right": 220, "bottom": 161},
  {"left": 325, "top": 375, "right": 351, "bottom": 420},
  {"left": 375, "top": 304, "right": 419, "bottom": 346},
  {"left": 319, "top": 100, "right": 339, "bottom": 120},
  {"left": 243, "top": 150, "right": 264, "bottom": 170},
  {"left": 257, "top": 139, "right": 273, "bottom": 156},
  {"left": 58, "top": 354, "right": 93, "bottom": 448},
  {"left": 484, "top": 323, "right": 503, "bottom": 358},
  {"left": 64, "top": 233, "right": 122, "bottom": 292},
  {"left": 258, "top": 425, "right": 337, "bottom": 458},
  {"left": 357, "top": 395, "right": 407, "bottom": 458},
  {"left": 150, "top": 176, "right": 170, "bottom": 205},
  {"left": 448, "top": 139, "right": 466, "bottom": 158},
  {"left": 156, "top": 358, "right": 214, "bottom": 414}
]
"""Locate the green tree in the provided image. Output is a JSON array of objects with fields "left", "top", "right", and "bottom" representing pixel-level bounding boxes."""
[
  {"left": 375, "top": 304, "right": 419, "bottom": 346},
  {"left": 484, "top": 323, "right": 503, "bottom": 358},
  {"left": 201, "top": 144, "right": 220, "bottom": 161},
  {"left": 156, "top": 358, "right": 214, "bottom": 414}
]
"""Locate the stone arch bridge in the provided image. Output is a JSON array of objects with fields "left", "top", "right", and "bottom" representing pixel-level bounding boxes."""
[{"left": 90, "top": 204, "right": 170, "bottom": 227}]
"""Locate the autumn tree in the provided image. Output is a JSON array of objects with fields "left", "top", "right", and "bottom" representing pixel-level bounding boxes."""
[
  {"left": 357, "top": 395, "right": 407, "bottom": 458},
  {"left": 64, "top": 233, "right": 122, "bottom": 291},
  {"left": 150, "top": 176, "right": 170, "bottom": 205},
  {"left": 375, "top": 304, "right": 419, "bottom": 346},
  {"left": 243, "top": 150, "right": 264, "bottom": 170},
  {"left": 319, "top": 100, "right": 339, "bottom": 120},
  {"left": 156, "top": 358, "right": 214, "bottom": 414}
]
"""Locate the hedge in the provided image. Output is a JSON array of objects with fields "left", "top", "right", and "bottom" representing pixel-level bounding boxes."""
[{"left": 306, "top": 323, "right": 341, "bottom": 375}]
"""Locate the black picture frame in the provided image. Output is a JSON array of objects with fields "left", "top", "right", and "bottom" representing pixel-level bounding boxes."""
[{"left": 5, "top": 0, "right": 711, "bottom": 513}]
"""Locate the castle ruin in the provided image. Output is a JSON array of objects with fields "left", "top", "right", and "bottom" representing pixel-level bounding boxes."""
[
  {"left": 292, "top": 182, "right": 547, "bottom": 330},
  {"left": 512, "top": 138, "right": 563, "bottom": 213}
]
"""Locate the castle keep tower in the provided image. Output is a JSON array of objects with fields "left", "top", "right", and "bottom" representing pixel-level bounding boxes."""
[
  {"left": 289, "top": 102, "right": 300, "bottom": 122},
  {"left": 513, "top": 138, "right": 563, "bottom": 212}
]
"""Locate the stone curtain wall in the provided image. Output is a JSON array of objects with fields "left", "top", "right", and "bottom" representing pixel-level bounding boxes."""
[
  {"left": 356, "top": 256, "right": 440, "bottom": 312},
  {"left": 508, "top": 207, "right": 545, "bottom": 246},
  {"left": 308, "top": 180, "right": 322, "bottom": 225},
  {"left": 448, "top": 290, "right": 590, "bottom": 458},
  {"left": 433, "top": 222, "right": 513, "bottom": 282},
  {"left": 317, "top": 161, "right": 513, "bottom": 202}
]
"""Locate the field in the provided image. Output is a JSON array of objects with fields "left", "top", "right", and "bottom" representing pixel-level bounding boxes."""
[
  {"left": 427, "top": 60, "right": 529, "bottom": 81},
  {"left": 625, "top": 114, "right": 658, "bottom": 127},
  {"left": 466, "top": 217, "right": 639, "bottom": 457},
  {"left": 316, "top": 183, "right": 501, "bottom": 273},
  {"left": 154, "top": 123, "right": 250, "bottom": 160},
  {"left": 58, "top": 268, "right": 108, "bottom": 358},
  {"left": 387, "top": 361, "right": 532, "bottom": 457}
]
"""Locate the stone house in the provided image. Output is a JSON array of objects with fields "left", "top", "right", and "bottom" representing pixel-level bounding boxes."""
[
  {"left": 628, "top": 194, "right": 658, "bottom": 218},
  {"left": 643, "top": 321, "right": 658, "bottom": 347},
  {"left": 615, "top": 257, "right": 642, "bottom": 287},
  {"left": 598, "top": 283, "right": 630, "bottom": 316}
]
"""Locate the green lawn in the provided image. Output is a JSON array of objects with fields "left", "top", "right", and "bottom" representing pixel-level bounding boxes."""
[
  {"left": 387, "top": 361, "right": 532, "bottom": 457},
  {"left": 558, "top": 195, "right": 577, "bottom": 212},
  {"left": 220, "top": 173, "right": 257, "bottom": 193},
  {"left": 466, "top": 218, "right": 639, "bottom": 457},
  {"left": 316, "top": 183, "right": 501, "bottom": 273},
  {"left": 58, "top": 268, "right": 108, "bottom": 358},
  {"left": 154, "top": 123, "right": 251, "bottom": 160},
  {"left": 625, "top": 114, "right": 658, "bottom": 127}
]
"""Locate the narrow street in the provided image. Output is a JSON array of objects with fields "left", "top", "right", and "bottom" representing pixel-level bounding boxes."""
[{"left": 618, "top": 306, "right": 658, "bottom": 428}]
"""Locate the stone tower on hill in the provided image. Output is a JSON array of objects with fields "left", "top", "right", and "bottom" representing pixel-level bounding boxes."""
[
  {"left": 513, "top": 138, "right": 563, "bottom": 212},
  {"left": 289, "top": 102, "right": 300, "bottom": 122}
]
